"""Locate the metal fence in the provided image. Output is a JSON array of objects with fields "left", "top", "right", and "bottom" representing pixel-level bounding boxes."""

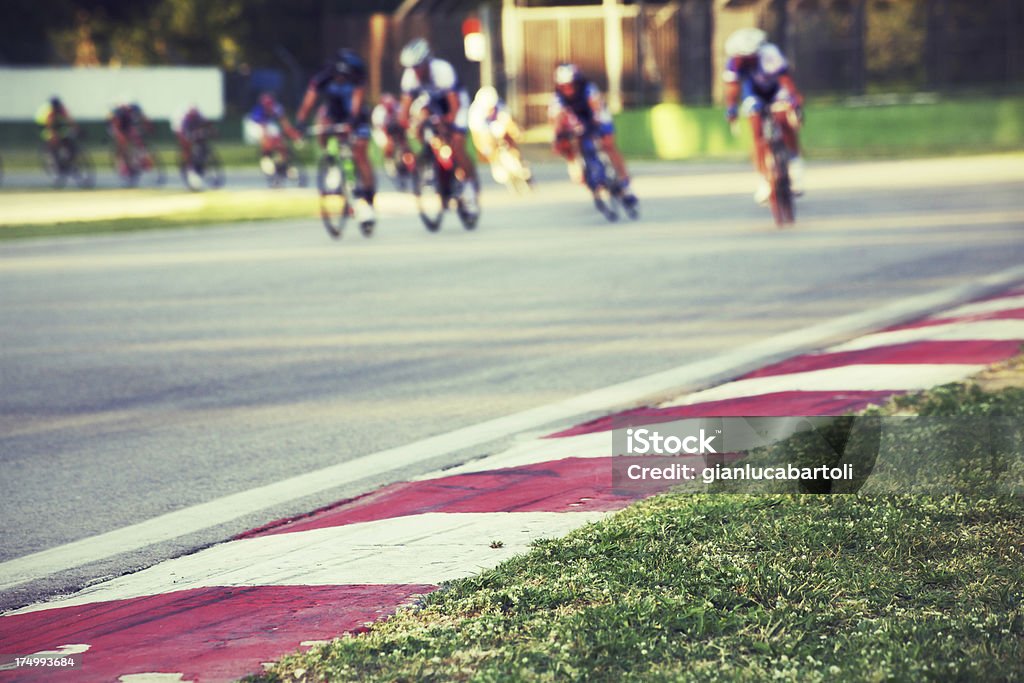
[
  {"left": 314, "top": 0, "right": 1024, "bottom": 130},
  {"left": 762, "top": 0, "right": 1024, "bottom": 96}
]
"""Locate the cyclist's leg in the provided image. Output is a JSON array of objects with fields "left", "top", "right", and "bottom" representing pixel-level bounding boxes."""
[
  {"left": 352, "top": 136, "right": 376, "bottom": 205},
  {"left": 450, "top": 130, "right": 478, "bottom": 185},
  {"left": 598, "top": 130, "right": 628, "bottom": 182},
  {"left": 450, "top": 94, "right": 478, "bottom": 189},
  {"left": 552, "top": 113, "right": 584, "bottom": 184}
]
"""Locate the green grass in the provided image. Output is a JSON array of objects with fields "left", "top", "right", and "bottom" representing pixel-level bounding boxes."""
[
  {"left": 0, "top": 189, "right": 318, "bottom": 240},
  {"left": 613, "top": 95, "right": 1024, "bottom": 161},
  {"left": 251, "top": 377, "right": 1024, "bottom": 683}
]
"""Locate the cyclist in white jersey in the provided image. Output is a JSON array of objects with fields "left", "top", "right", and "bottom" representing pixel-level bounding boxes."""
[{"left": 397, "top": 38, "right": 480, "bottom": 214}]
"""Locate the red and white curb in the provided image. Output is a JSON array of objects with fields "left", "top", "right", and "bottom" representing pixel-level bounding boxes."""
[{"left": 2, "top": 284, "right": 1023, "bottom": 682}]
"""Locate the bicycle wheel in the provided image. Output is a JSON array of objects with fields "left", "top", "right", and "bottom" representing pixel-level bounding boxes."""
[
  {"left": 768, "top": 144, "right": 795, "bottom": 227},
  {"left": 180, "top": 157, "right": 203, "bottom": 191},
  {"left": 453, "top": 179, "right": 479, "bottom": 231},
  {"left": 497, "top": 147, "right": 532, "bottom": 195},
  {"left": 111, "top": 146, "right": 139, "bottom": 187},
  {"left": 71, "top": 147, "right": 96, "bottom": 189},
  {"left": 413, "top": 151, "right": 444, "bottom": 232},
  {"left": 40, "top": 145, "right": 59, "bottom": 186},
  {"left": 317, "top": 155, "right": 349, "bottom": 239},
  {"left": 141, "top": 148, "right": 167, "bottom": 187},
  {"left": 203, "top": 150, "right": 225, "bottom": 189},
  {"left": 289, "top": 157, "right": 308, "bottom": 188}
]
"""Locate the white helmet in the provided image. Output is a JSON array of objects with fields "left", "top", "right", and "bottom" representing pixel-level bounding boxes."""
[
  {"left": 400, "top": 38, "right": 431, "bottom": 68},
  {"left": 474, "top": 86, "right": 499, "bottom": 109},
  {"left": 725, "top": 28, "right": 767, "bottom": 58}
]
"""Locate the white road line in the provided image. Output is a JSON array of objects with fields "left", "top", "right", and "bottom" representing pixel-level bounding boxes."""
[
  {"left": 827, "top": 320, "right": 1024, "bottom": 353},
  {"left": 925, "top": 295, "right": 1024, "bottom": 320},
  {"left": 2, "top": 264, "right": 1023, "bottom": 593},
  {"left": 664, "top": 364, "right": 984, "bottom": 407},
  {"left": 7, "top": 512, "right": 607, "bottom": 615}
]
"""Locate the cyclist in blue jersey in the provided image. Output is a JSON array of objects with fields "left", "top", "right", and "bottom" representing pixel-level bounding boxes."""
[
  {"left": 723, "top": 28, "right": 806, "bottom": 203},
  {"left": 397, "top": 38, "right": 479, "bottom": 214},
  {"left": 296, "top": 48, "right": 376, "bottom": 227},
  {"left": 549, "top": 63, "right": 637, "bottom": 209},
  {"left": 247, "top": 92, "right": 301, "bottom": 164}
]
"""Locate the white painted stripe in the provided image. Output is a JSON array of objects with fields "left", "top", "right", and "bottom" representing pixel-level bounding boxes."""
[
  {"left": 6, "top": 512, "right": 607, "bottom": 616},
  {"left": 927, "top": 294, "right": 1024, "bottom": 320},
  {"left": 421, "top": 431, "right": 612, "bottom": 478},
  {"left": 2, "top": 265, "right": 1024, "bottom": 592},
  {"left": 827, "top": 320, "right": 1024, "bottom": 353},
  {"left": 665, "top": 364, "right": 984, "bottom": 407}
]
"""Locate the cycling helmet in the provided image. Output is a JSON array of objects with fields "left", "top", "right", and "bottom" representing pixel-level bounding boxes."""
[
  {"left": 49, "top": 96, "right": 63, "bottom": 109},
  {"left": 335, "top": 48, "right": 366, "bottom": 79},
  {"left": 554, "top": 63, "right": 581, "bottom": 87},
  {"left": 400, "top": 38, "right": 432, "bottom": 68},
  {"left": 725, "top": 28, "right": 767, "bottom": 58},
  {"left": 474, "top": 86, "right": 499, "bottom": 110}
]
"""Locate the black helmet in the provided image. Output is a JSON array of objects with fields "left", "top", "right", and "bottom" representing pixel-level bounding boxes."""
[{"left": 335, "top": 48, "right": 366, "bottom": 79}]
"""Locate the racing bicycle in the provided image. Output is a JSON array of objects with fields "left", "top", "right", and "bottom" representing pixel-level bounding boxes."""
[
  {"left": 488, "top": 133, "right": 532, "bottom": 195},
  {"left": 380, "top": 126, "right": 417, "bottom": 192},
  {"left": 311, "top": 124, "right": 373, "bottom": 239},
  {"left": 761, "top": 101, "right": 799, "bottom": 227},
  {"left": 413, "top": 116, "right": 479, "bottom": 232},
  {"left": 111, "top": 134, "right": 166, "bottom": 188},
  {"left": 260, "top": 139, "right": 308, "bottom": 189},
  {"left": 40, "top": 132, "right": 95, "bottom": 189},
  {"left": 578, "top": 129, "right": 637, "bottom": 222},
  {"left": 178, "top": 126, "right": 225, "bottom": 192}
]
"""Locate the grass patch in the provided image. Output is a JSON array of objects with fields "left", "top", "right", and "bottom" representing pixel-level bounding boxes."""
[
  {"left": 251, "top": 366, "right": 1024, "bottom": 682},
  {"left": 613, "top": 95, "right": 1024, "bottom": 161},
  {"left": 0, "top": 189, "right": 318, "bottom": 240}
]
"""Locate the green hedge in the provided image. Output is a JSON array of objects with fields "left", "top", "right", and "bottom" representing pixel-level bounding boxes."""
[{"left": 614, "top": 96, "right": 1024, "bottom": 160}]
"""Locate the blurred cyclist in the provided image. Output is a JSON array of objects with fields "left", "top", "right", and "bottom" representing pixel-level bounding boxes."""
[
  {"left": 171, "top": 105, "right": 212, "bottom": 168},
  {"left": 108, "top": 99, "right": 153, "bottom": 172},
  {"left": 468, "top": 87, "right": 523, "bottom": 161},
  {"left": 247, "top": 92, "right": 301, "bottom": 164},
  {"left": 36, "top": 96, "right": 80, "bottom": 162},
  {"left": 397, "top": 38, "right": 479, "bottom": 214},
  {"left": 371, "top": 92, "right": 414, "bottom": 174},
  {"left": 296, "top": 48, "right": 376, "bottom": 227},
  {"left": 469, "top": 86, "right": 531, "bottom": 187},
  {"left": 723, "top": 27, "right": 805, "bottom": 204},
  {"left": 549, "top": 63, "right": 637, "bottom": 209}
]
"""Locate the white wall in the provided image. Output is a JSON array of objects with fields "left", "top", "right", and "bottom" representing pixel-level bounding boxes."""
[{"left": 0, "top": 67, "right": 224, "bottom": 121}]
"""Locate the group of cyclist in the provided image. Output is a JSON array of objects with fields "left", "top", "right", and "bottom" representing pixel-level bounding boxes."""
[{"left": 32, "top": 27, "right": 804, "bottom": 217}]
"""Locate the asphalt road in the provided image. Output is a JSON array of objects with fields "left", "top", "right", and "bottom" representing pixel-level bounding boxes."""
[{"left": 1, "top": 155, "right": 1022, "bottom": 611}]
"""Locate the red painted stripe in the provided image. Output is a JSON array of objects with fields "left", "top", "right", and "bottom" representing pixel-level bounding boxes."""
[
  {"left": 882, "top": 309, "right": 1024, "bottom": 332},
  {"left": 0, "top": 584, "right": 433, "bottom": 683},
  {"left": 241, "top": 457, "right": 656, "bottom": 539},
  {"left": 547, "top": 390, "right": 897, "bottom": 438},
  {"left": 739, "top": 340, "right": 1021, "bottom": 380}
]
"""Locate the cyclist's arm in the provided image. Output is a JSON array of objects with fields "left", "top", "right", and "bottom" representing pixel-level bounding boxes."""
[
  {"left": 778, "top": 74, "right": 803, "bottom": 107},
  {"left": 586, "top": 88, "right": 608, "bottom": 127},
  {"left": 724, "top": 81, "right": 741, "bottom": 119},
  {"left": 279, "top": 114, "right": 301, "bottom": 140},
  {"left": 295, "top": 86, "right": 319, "bottom": 125},
  {"left": 351, "top": 86, "right": 366, "bottom": 123}
]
